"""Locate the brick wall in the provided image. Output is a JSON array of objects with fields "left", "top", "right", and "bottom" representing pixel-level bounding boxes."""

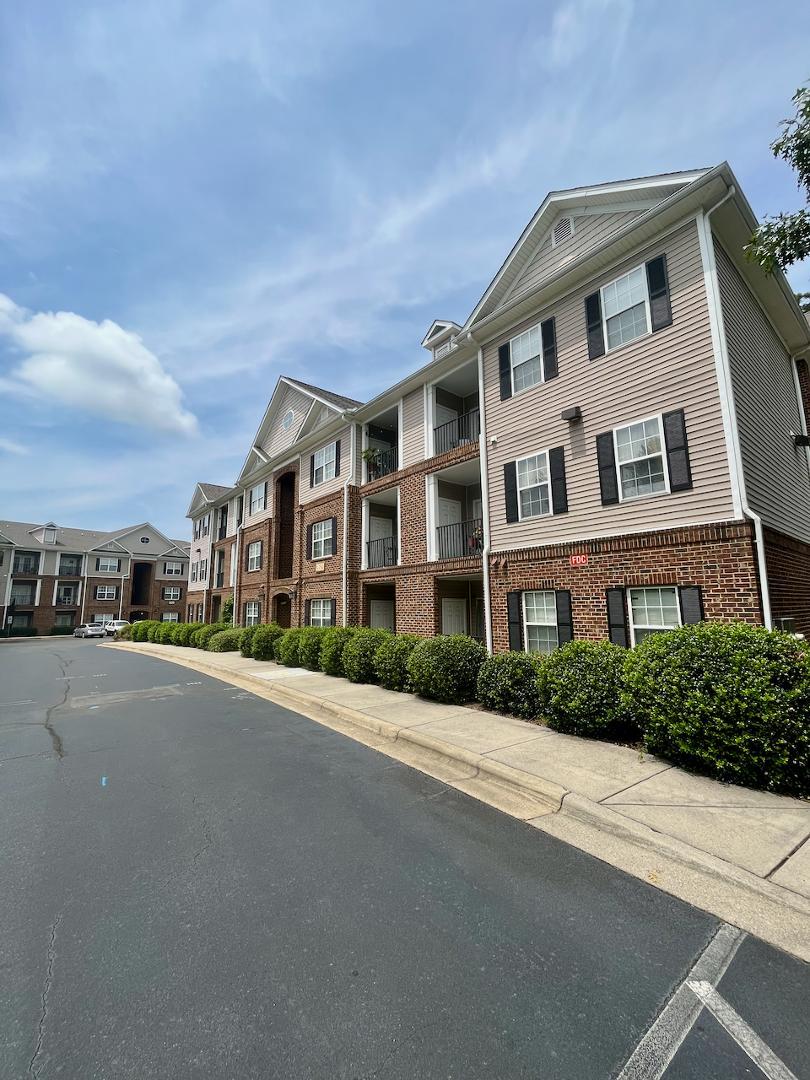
[{"left": 763, "top": 526, "right": 810, "bottom": 635}]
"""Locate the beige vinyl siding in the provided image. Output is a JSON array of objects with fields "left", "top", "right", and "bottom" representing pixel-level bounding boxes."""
[
  {"left": 299, "top": 425, "right": 353, "bottom": 504},
  {"left": 244, "top": 476, "right": 273, "bottom": 526},
  {"left": 484, "top": 219, "right": 735, "bottom": 550},
  {"left": 262, "top": 386, "right": 312, "bottom": 458},
  {"left": 507, "top": 212, "right": 643, "bottom": 305},
  {"left": 401, "top": 387, "right": 425, "bottom": 467},
  {"left": 717, "top": 241, "right": 810, "bottom": 543}
]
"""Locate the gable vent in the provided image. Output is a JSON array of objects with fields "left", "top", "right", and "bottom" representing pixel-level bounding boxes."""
[{"left": 552, "top": 216, "right": 573, "bottom": 247}]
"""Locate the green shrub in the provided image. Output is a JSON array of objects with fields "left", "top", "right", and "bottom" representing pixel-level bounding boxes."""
[
  {"left": 155, "top": 622, "right": 177, "bottom": 644},
  {"left": 476, "top": 651, "right": 545, "bottom": 720},
  {"left": 115, "top": 623, "right": 133, "bottom": 640},
  {"left": 221, "top": 596, "right": 234, "bottom": 625},
  {"left": 189, "top": 627, "right": 205, "bottom": 648},
  {"left": 173, "top": 623, "right": 200, "bottom": 647},
  {"left": 251, "top": 622, "right": 284, "bottom": 661},
  {"left": 319, "top": 627, "right": 357, "bottom": 677},
  {"left": 1, "top": 626, "right": 38, "bottom": 637},
  {"left": 146, "top": 622, "right": 162, "bottom": 642},
  {"left": 207, "top": 628, "right": 243, "bottom": 652},
  {"left": 131, "top": 621, "right": 155, "bottom": 642},
  {"left": 374, "top": 634, "right": 422, "bottom": 691},
  {"left": 193, "top": 623, "right": 229, "bottom": 649},
  {"left": 240, "top": 625, "right": 258, "bottom": 658},
  {"left": 275, "top": 628, "right": 304, "bottom": 666},
  {"left": 298, "top": 626, "right": 328, "bottom": 670},
  {"left": 342, "top": 627, "right": 391, "bottom": 683},
  {"left": 537, "top": 641, "right": 633, "bottom": 740},
  {"left": 49, "top": 626, "right": 74, "bottom": 636},
  {"left": 407, "top": 634, "right": 487, "bottom": 703},
  {"left": 624, "top": 622, "right": 810, "bottom": 796}
]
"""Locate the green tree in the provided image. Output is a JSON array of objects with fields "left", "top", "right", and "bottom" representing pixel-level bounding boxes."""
[
  {"left": 746, "top": 83, "right": 810, "bottom": 299},
  {"left": 222, "top": 595, "right": 234, "bottom": 625}
]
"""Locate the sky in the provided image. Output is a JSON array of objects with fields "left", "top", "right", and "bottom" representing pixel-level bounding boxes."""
[{"left": 0, "top": 0, "right": 808, "bottom": 540}]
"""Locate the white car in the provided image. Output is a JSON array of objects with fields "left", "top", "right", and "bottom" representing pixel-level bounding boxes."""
[
  {"left": 73, "top": 623, "right": 107, "bottom": 639},
  {"left": 104, "top": 619, "right": 130, "bottom": 636}
]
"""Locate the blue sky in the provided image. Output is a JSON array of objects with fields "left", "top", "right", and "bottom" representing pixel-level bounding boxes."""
[{"left": 0, "top": 0, "right": 808, "bottom": 540}]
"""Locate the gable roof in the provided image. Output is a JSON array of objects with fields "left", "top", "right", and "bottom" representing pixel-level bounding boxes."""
[
  {"left": 198, "top": 483, "right": 232, "bottom": 501},
  {"left": 0, "top": 519, "right": 188, "bottom": 556},
  {"left": 282, "top": 378, "right": 363, "bottom": 411},
  {"left": 421, "top": 320, "right": 461, "bottom": 348}
]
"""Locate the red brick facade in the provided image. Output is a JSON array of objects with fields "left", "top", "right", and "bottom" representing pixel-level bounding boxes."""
[{"left": 763, "top": 526, "right": 810, "bottom": 636}]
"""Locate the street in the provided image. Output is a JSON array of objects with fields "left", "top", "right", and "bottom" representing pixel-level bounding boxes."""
[{"left": 0, "top": 638, "right": 807, "bottom": 1079}]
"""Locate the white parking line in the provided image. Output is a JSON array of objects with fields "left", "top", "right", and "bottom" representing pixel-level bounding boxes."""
[
  {"left": 687, "top": 981, "right": 798, "bottom": 1080},
  {"left": 616, "top": 922, "right": 744, "bottom": 1079},
  {"left": 0, "top": 700, "right": 35, "bottom": 707},
  {"left": 55, "top": 674, "right": 108, "bottom": 680}
]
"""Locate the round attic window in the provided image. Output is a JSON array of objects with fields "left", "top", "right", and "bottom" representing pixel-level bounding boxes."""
[
  {"left": 140, "top": 536, "right": 150, "bottom": 544},
  {"left": 282, "top": 408, "right": 294, "bottom": 431}
]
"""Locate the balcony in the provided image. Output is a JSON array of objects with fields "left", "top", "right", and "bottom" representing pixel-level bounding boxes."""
[
  {"left": 56, "top": 594, "right": 78, "bottom": 607},
  {"left": 363, "top": 407, "right": 399, "bottom": 484},
  {"left": 13, "top": 556, "right": 39, "bottom": 575},
  {"left": 433, "top": 408, "right": 480, "bottom": 457},
  {"left": 215, "top": 572, "right": 225, "bottom": 588},
  {"left": 364, "top": 445, "right": 398, "bottom": 481},
  {"left": 367, "top": 537, "right": 398, "bottom": 569},
  {"left": 436, "top": 517, "right": 483, "bottom": 560},
  {"left": 10, "top": 589, "right": 36, "bottom": 607},
  {"left": 59, "top": 561, "right": 82, "bottom": 577},
  {"left": 217, "top": 525, "right": 227, "bottom": 541}
]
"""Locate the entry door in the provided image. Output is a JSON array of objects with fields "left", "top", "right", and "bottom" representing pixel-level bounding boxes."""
[
  {"left": 369, "top": 600, "right": 395, "bottom": 631},
  {"left": 441, "top": 597, "right": 467, "bottom": 636},
  {"left": 435, "top": 404, "right": 458, "bottom": 428},
  {"left": 370, "top": 516, "right": 393, "bottom": 540},
  {"left": 437, "top": 499, "right": 462, "bottom": 527}
]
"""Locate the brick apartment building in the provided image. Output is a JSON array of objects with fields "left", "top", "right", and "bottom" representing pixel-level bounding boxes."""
[
  {"left": 187, "top": 163, "right": 810, "bottom": 652},
  {"left": 0, "top": 521, "right": 190, "bottom": 635}
]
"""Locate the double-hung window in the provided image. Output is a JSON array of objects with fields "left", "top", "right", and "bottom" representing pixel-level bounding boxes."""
[
  {"left": 516, "top": 451, "right": 551, "bottom": 519},
  {"left": 95, "top": 585, "right": 116, "bottom": 601},
  {"left": 309, "top": 599, "right": 333, "bottom": 627},
  {"left": 523, "top": 592, "right": 558, "bottom": 654},
  {"left": 601, "top": 265, "right": 649, "bottom": 351},
  {"left": 614, "top": 416, "right": 667, "bottom": 500},
  {"left": 164, "top": 561, "right": 183, "bottom": 576},
  {"left": 312, "top": 519, "right": 333, "bottom": 559},
  {"left": 247, "top": 541, "right": 262, "bottom": 572},
  {"left": 162, "top": 612, "right": 179, "bottom": 623},
  {"left": 199, "top": 558, "right": 208, "bottom": 580},
  {"left": 250, "top": 483, "right": 266, "bottom": 515},
  {"left": 162, "top": 586, "right": 181, "bottom": 601},
  {"left": 510, "top": 325, "right": 543, "bottom": 393},
  {"left": 97, "top": 557, "right": 119, "bottom": 573},
  {"left": 628, "top": 587, "right": 680, "bottom": 644},
  {"left": 245, "top": 601, "right": 260, "bottom": 626},
  {"left": 313, "top": 443, "right": 336, "bottom": 486},
  {"left": 191, "top": 562, "right": 198, "bottom": 582}
]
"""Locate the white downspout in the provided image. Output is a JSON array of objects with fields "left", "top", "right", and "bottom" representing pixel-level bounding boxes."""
[
  {"left": 342, "top": 422, "right": 356, "bottom": 627},
  {"left": 2, "top": 547, "right": 14, "bottom": 632},
  {"left": 699, "top": 187, "right": 772, "bottom": 628},
  {"left": 80, "top": 554, "right": 88, "bottom": 623},
  {"left": 469, "top": 331, "right": 494, "bottom": 652}
]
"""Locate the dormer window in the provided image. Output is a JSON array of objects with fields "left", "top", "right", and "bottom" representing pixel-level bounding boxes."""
[
  {"left": 552, "top": 216, "right": 573, "bottom": 247},
  {"left": 44, "top": 528, "right": 57, "bottom": 544},
  {"left": 434, "top": 340, "right": 451, "bottom": 359}
]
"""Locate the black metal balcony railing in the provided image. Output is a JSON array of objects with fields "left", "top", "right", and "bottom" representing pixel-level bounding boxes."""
[
  {"left": 215, "top": 572, "right": 225, "bottom": 588},
  {"left": 436, "top": 517, "right": 484, "bottom": 560},
  {"left": 433, "top": 408, "right": 480, "bottom": 456},
  {"left": 366, "top": 445, "right": 398, "bottom": 482},
  {"left": 12, "top": 561, "right": 39, "bottom": 575},
  {"left": 217, "top": 525, "right": 227, "bottom": 540},
  {"left": 56, "top": 595, "right": 78, "bottom": 607},
  {"left": 10, "top": 592, "right": 36, "bottom": 607},
  {"left": 59, "top": 563, "right": 82, "bottom": 577},
  {"left": 366, "top": 536, "right": 398, "bottom": 569}
]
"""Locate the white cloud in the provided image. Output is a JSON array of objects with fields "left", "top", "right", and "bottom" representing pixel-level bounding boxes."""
[
  {"left": 0, "top": 436, "right": 28, "bottom": 455},
  {"left": 543, "top": 0, "right": 634, "bottom": 71},
  {"left": 0, "top": 295, "right": 197, "bottom": 435}
]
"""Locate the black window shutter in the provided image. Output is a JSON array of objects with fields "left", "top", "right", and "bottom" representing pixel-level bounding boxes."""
[
  {"left": 309, "top": 454, "right": 315, "bottom": 488},
  {"left": 116, "top": 559, "right": 121, "bottom": 572},
  {"left": 498, "top": 342, "right": 512, "bottom": 400},
  {"left": 306, "top": 523, "right": 313, "bottom": 559},
  {"left": 334, "top": 441, "right": 341, "bottom": 477},
  {"left": 596, "top": 432, "right": 620, "bottom": 505},
  {"left": 585, "top": 292, "right": 605, "bottom": 359},
  {"left": 606, "top": 588, "right": 629, "bottom": 647},
  {"left": 244, "top": 545, "right": 250, "bottom": 571},
  {"left": 662, "top": 409, "right": 693, "bottom": 492},
  {"left": 679, "top": 586, "right": 704, "bottom": 625},
  {"left": 555, "top": 590, "right": 573, "bottom": 644},
  {"left": 541, "top": 317, "right": 558, "bottom": 380},
  {"left": 504, "top": 461, "right": 519, "bottom": 523},
  {"left": 257, "top": 542, "right": 262, "bottom": 570},
  {"left": 330, "top": 600, "right": 337, "bottom": 626},
  {"left": 305, "top": 599, "right": 311, "bottom": 625},
  {"left": 263, "top": 480, "right": 268, "bottom": 508},
  {"left": 548, "top": 447, "right": 568, "bottom": 514},
  {"left": 507, "top": 591, "right": 523, "bottom": 651},
  {"left": 330, "top": 517, "right": 338, "bottom": 557},
  {"left": 646, "top": 255, "right": 672, "bottom": 332},
  {"left": 95, "top": 558, "right": 100, "bottom": 571}
]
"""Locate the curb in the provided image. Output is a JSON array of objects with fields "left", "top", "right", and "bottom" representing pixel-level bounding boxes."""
[{"left": 104, "top": 641, "right": 810, "bottom": 961}]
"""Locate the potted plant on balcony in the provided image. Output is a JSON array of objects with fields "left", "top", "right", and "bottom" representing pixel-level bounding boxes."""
[
  {"left": 362, "top": 447, "right": 382, "bottom": 481},
  {"left": 468, "top": 523, "right": 484, "bottom": 554}
]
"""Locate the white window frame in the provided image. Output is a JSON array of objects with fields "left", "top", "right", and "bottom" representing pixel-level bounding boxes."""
[
  {"left": 509, "top": 323, "right": 544, "bottom": 395},
  {"left": 202, "top": 514, "right": 210, "bottom": 537},
  {"left": 313, "top": 442, "right": 337, "bottom": 486},
  {"left": 190, "top": 562, "right": 198, "bottom": 583},
  {"left": 164, "top": 561, "right": 183, "bottom": 576},
  {"left": 601, "top": 263, "right": 651, "bottom": 354},
  {"left": 247, "top": 541, "right": 262, "bottom": 572},
  {"left": 311, "top": 519, "right": 333, "bottom": 559},
  {"left": 309, "top": 598, "right": 333, "bottom": 627},
  {"left": 95, "top": 585, "right": 117, "bottom": 601},
  {"left": 161, "top": 612, "right": 180, "bottom": 622},
  {"left": 522, "top": 591, "right": 559, "bottom": 655},
  {"left": 627, "top": 586, "right": 682, "bottom": 646},
  {"left": 97, "top": 557, "right": 119, "bottom": 573},
  {"left": 245, "top": 600, "right": 260, "bottom": 626},
  {"left": 162, "top": 586, "right": 181, "bottom": 601},
  {"left": 613, "top": 413, "right": 670, "bottom": 502},
  {"left": 516, "top": 449, "right": 552, "bottom": 521},
  {"left": 199, "top": 558, "right": 208, "bottom": 580},
  {"left": 249, "top": 482, "right": 266, "bottom": 515},
  {"left": 44, "top": 528, "right": 57, "bottom": 544},
  {"left": 229, "top": 543, "right": 237, "bottom": 587}
]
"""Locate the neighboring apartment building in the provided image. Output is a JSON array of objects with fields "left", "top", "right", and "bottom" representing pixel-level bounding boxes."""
[
  {"left": 0, "top": 520, "right": 190, "bottom": 634},
  {"left": 188, "top": 163, "right": 810, "bottom": 651}
]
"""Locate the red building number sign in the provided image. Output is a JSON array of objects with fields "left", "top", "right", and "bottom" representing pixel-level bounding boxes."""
[{"left": 570, "top": 553, "right": 589, "bottom": 568}]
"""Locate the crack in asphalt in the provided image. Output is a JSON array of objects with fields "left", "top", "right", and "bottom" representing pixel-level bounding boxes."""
[
  {"left": 42, "top": 652, "right": 73, "bottom": 760},
  {"left": 28, "top": 913, "right": 62, "bottom": 1079}
]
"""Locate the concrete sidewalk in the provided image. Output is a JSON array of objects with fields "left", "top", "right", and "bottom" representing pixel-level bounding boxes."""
[{"left": 106, "top": 641, "right": 810, "bottom": 960}]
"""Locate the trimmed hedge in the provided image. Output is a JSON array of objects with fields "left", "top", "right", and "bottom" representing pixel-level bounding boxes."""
[
  {"left": 407, "top": 634, "right": 487, "bottom": 703},
  {"left": 624, "top": 622, "right": 810, "bottom": 796},
  {"left": 240, "top": 625, "right": 258, "bottom": 658},
  {"left": 537, "top": 641, "right": 633, "bottom": 740},
  {"left": 155, "top": 622, "right": 177, "bottom": 644},
  {"left": 49, "top": 626, "right": 74, "bottom": 636},
  {"left": 275, "top": 627, "right": 304, "bottom": 666},
  {"left": 192, "top": 623, "right": 229, "bottom": 650},
  {"left": 319, "top": 627, "right": 356, "bottom": 677},
  {"left": 298, "top": 626, "right": 329, "bottom": 671},
  {"left": 252, "top": 623, "right": 284, "bottom": 661},
  {"left": 146, "top": 622, "right": 162, "bottom": 642},
  {"left": 374, "top": 634, "right": 422, "bottom": 692},
  {"left": 1, "top": 627, "right": 38, "bottom": 637},
  {"left": 207, "top": 628, "right": 243, "bottom": 652},
  {"left": 131, "top": 620, "right": 157, "bottom": 642},
  {"left": 173, "top": 622, "right": 200, "bottom": 647},
  {"left": 476, "top": 651, "right": 544, "bottom": 720},
  {"left": 342, "top": 628, "right": 392, "bottom": 683},
  {"left": 115, "top": 624, "right": 133, "bottom": 640}
]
